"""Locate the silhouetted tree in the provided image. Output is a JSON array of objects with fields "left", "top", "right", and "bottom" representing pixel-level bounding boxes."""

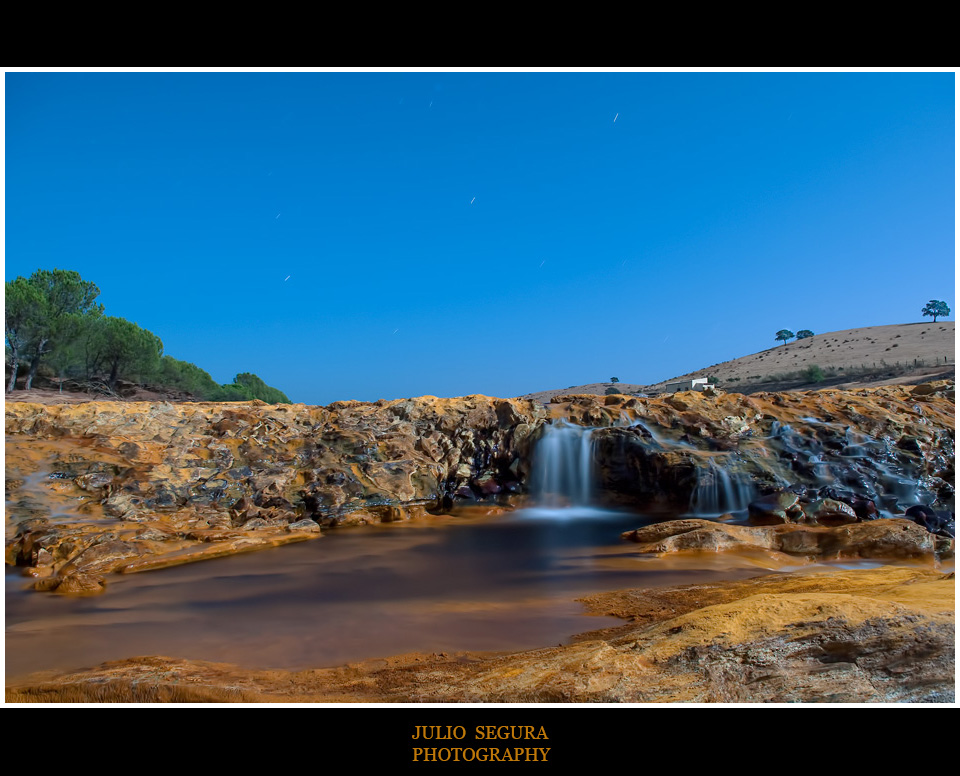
[
  {"left": 775, "top": 329, "right": 795, "bottom": 345},
  {"left": 921, "top": 300, "right": 950, "bottom": 322},
  {"left": 796, "top": 329, "right": 815, "bottom": 339}
]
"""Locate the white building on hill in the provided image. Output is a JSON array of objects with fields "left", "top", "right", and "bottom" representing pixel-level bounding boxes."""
[{"left": 664, "top": 378, "right": 710, "bottom": 393}]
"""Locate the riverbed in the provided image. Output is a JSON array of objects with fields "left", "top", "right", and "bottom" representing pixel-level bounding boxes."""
[{"left": 6, "top": 506, "right": 931, "bottom": 682}]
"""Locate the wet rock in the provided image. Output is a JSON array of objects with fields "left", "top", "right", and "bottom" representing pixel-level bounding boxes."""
[
  {"left": 748, "top": 491, "right": 803, "bottom": 524},
  {"left": 622, "top": 518, "right": 950, "bottom": 561},
  {"left": 473, "top": 476, "right": 502, "bottom": 495},
  {"left": 804, "top": 498, "right": 858, "bottom": 525},
  {"left": 6, "top": 396, "right": 545, "bottom": 592},
  {"left": 57, "top": 539, "right": 146, "bottom": 577},
  {"left": 34, "top": 573, "right": 107, "bottom": 596},
  {"left": 551, "top": 384, "right": 954, "bottom": 519},
  {"left": 905, "top": 505, "right": 954, "bottom": 538},
  {"left": 852, "top": 498, "right": 879, "bottom": 520},
  {"left": 286, "top": 519, "right": 321, "bottom": 533},
  {"left": 897, "top": 436, "right": 923, "bottom": 454},
  {"left": 74, "top": 472, "right": 114, "bottom": 491}
]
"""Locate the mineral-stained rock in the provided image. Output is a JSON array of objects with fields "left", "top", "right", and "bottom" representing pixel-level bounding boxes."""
[
  {"left": 33, "top": 573, "right": 106, "bottom": 595},
  {"left": 286, "top": 519, "right": 321, "bottom": 533},
  {"left": 555, "top": 382, "right": 954, "bottom": 532},
  {"left": 7, "top": 567, "right": 952, "bottom": 703},
  {"left": 803, "top": 498, "right": 858, "bottom": 525},
  {"left": 748, "top": 491, "right": 803, "bottom": 523},
  {"left": 6, "top": 384, "right": 955, "bottom": 593},
  {"left": 5, "top": 396, "right": 546, "bottom": 592},
  {"left": 621, "top": 518, "right": 953, "bottom": 560}
]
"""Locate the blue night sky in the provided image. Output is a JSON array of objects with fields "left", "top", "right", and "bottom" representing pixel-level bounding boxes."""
[{"left": 4, "top": 71, "right": 955, "bottom": 405}]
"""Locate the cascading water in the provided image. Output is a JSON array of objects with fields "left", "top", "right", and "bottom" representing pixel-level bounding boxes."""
[
  {"left": 688, "top": 459, "right": 755, "bottom": 516},
  {"left": 529, "top": 421, "right": 598, "bottom": 508},
  {"left": 630, "top": 419, "right": 694, "bottom": 449}
]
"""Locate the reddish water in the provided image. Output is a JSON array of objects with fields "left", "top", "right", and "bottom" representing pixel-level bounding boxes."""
[{"left": 4, "top": 508, "right": 941, "bottom": 681}]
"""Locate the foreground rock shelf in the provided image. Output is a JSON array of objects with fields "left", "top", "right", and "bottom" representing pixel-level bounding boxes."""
[
  {"left": 621, "top": 518, "right": 954, "bottom": 560},
  {"left": 7, "top": 566, "right": 953, "bottom": 703}
]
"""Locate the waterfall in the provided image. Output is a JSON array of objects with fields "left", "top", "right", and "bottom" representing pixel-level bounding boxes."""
[
  {"left": 689, "top": 459, "right": 755, "bottom": 516},
  {"left": 530, "top": 421, "right": 597, "bottom": 508}
]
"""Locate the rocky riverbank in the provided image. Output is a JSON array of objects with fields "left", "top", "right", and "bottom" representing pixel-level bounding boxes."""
[
  {"left": 7, "top": 566, "right": 952, "bottom": 703},
  {"left": 5, "top": 384, "right": 956, "bottom": 703},
  {"left": 5, "top": 396, "right": 543, "bottom": 594},
  {"left": 554, "top": 381, "right": 954, "bottom": 537},
  {"left": 5, "top": 383, "right": 954, "bottom": 595}
]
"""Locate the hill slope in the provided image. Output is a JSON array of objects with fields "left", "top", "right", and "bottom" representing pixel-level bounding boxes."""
[{"left": 521, "top": 322, "right": 955, "bottom": 401}]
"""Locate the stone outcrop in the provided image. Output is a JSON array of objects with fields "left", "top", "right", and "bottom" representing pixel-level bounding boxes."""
[
  {"left": 7, "top": 567, "right": 952, "bottom": 703},
  {"left": 6, "top": 382, "right": 954, "bottom": 594},
  {"left": 553, "top": 383, "right": 954, "bottom": 535},
  {"left": 5, "top": 396, "right": 545, "bottom": 593},
  {"left": 621, "top": 518, "right": 953, "bottom": 560}
]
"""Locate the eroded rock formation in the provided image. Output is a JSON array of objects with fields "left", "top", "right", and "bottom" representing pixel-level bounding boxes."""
[
  {"left": 551, "top": 382, "right": 954, "bottom": 535},
  {"left": 621, "top": 518, "right": 953, "bottom": 559},
  {"left": 5, "top": 382, "right": 954, "bottom": 595},
  {"left": 5, "top": 396, "right": 544, "bottom": 592}
]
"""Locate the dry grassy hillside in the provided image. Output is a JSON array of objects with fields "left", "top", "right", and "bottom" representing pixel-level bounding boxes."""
[
  {"left": 656, "top": 321, "right": 954, "bottom": 390},
  {"left": 521, "top": 322, "right": 955, "bottom": 401}
]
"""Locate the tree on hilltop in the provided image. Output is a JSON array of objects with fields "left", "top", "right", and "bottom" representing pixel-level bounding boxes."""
[
  {"left": 796, "top": 329, "right": 815, "bottom": 339},
  {"left": 921, "top": 300, "right": 950, "bottom": 323},
  {"left": 775, "top": 329, "right": 795, "bottom": 345}
]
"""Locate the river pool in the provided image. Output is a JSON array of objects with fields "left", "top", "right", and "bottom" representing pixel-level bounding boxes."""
[{"left": 4, "top": 507, "right": 924, "bottom": 681}]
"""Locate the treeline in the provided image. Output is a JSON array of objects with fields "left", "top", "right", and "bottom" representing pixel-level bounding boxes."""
[{"left": 5, "top": 268, "right": 291, "bottom": 403}]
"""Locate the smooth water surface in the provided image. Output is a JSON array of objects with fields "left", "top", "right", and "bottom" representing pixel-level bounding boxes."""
[
  {"left": 7, "top": 508, "right": 938, "bottom": 680},
  {"left": 5, "top": 508, "right": 803, "bottom": 679}
]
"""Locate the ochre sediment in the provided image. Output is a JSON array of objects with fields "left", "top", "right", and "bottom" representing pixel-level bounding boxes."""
[{"left": 7, "top": 566, "right": 953, "bottom": 703}]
